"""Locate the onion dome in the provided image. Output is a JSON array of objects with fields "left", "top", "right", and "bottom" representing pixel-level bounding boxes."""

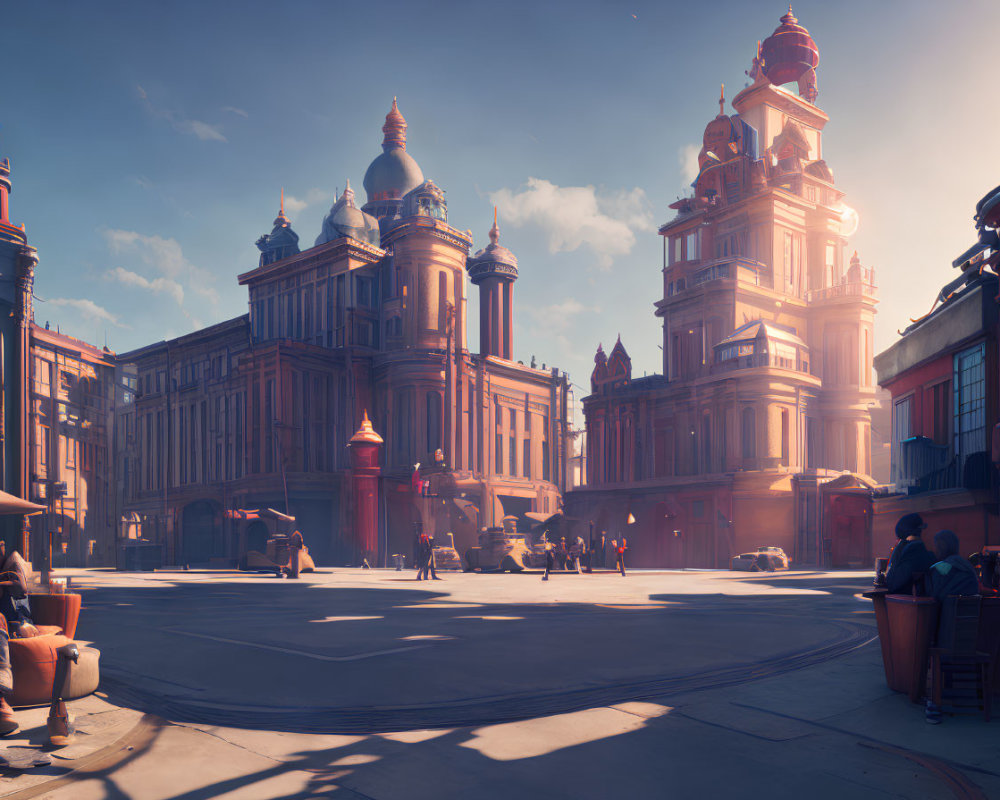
[
  {"left": 255, "top": 189, "right": 300, "bottom": 266},
  {"left": 362, "top": 98, "right": 424, "bottom": 206},
  {"left": 466, "top": 208, "right": 518, "bottom": 285},
  {"left": 761, "top": 7, "right": 819, "bottom": 101},
  {"left": 315, "top": 180, "right": 381, "bottom": 248},
  {"left": 349, "top": 410, "right": 384, "bottom": 446}
]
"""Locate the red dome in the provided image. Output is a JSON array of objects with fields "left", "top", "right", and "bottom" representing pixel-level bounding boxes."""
[{"left": 760, "top": 8, "right": 819, "bottom": 88}]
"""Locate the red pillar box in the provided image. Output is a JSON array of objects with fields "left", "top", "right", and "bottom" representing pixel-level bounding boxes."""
[{"left": 348, "top": 411, "right": 383, "bottom": 565}]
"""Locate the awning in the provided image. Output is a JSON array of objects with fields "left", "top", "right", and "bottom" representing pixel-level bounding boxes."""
[{"left": 0, "top": 491, "right": 45, "bottom": 516}]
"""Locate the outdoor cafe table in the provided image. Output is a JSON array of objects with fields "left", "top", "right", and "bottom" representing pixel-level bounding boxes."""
[{"left": 865, "top": 589, "right": 1000, "bottom": 703}]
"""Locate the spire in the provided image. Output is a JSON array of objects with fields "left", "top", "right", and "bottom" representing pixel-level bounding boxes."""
[
  {"left": 273, "top": 187, "right": 290, "bottom": 227},
  {"left": 489, "top": 206, "right": 499, "bottom": 245},
  {"left": 718, "top": 83, "right": 726, "bottom": 117},
  {"left": 381, "top": 96, "right": 407, "bottom": 152},
  {"left": 343, "top": 179, "right": 356, "bottom": 208}
]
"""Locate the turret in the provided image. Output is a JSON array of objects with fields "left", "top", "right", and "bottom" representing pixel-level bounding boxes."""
[
  {"left": 466, "top": 209, "right": 518, "bottom": 360},
  {"left": 255, "top": 189, "right": 301, "bottom": 267}
]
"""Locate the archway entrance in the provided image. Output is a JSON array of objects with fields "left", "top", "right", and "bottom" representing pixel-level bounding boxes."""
[{"left": 182, "top": 501, "right": 221, "bottom": 565}]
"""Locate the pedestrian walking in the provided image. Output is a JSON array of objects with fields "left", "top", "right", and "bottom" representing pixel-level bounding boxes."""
[
  {"left": 542, "top": 541, "right": 555, "bottom": 581},
  {"left": 613, "top": 537, "right": 628, "bottom": 577},
  {"left": 417, "top": 534, "right": 442, "bottom": 581}
]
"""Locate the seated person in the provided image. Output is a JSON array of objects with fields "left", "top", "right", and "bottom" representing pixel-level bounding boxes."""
[
  {"left": 0, "top": 542, "right": 37, "bottom": 638},
  {"left": 885, "top": 513, "right": 935, "bottom": 594},
  {"left": 927, "top": 530, "right": 980, "bottom": 601}
]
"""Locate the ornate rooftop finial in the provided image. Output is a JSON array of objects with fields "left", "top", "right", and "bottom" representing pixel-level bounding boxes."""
[
  {"left": 343, "top": 179, "right": 356, "bottom": 208},
  {"left": 718, "top": 83, "right": 726, "bottom": 116},
  {"left": 489, "top": 206, "right": 499, "bottom": 245},
  {"left": 349, "top": 409, "right": 384, "bottom": 445},
  {"left": 382, "top": 97, "right": 407, "bottom": 152},
  {"left": 273, "top": 187, "right": 290, "bottom": 227}
]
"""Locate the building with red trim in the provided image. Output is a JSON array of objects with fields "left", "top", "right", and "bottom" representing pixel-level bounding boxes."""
[
  {"left": 115, "top": 101, "right": 572, "bottom": 566},
  {"left": 566, "top": 9, "right": 880, "bottom": 567}
]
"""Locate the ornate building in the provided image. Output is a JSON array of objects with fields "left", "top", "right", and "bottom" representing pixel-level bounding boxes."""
[
  {"left": 0, "top": 146, "right": 38, "bottom": 554},
  {"left": 0, "top": 139, "right": 127, "bottom": 569},
  {"left": 117, "top": 100, "right": 572, "bottom": 566},
  {"left": 566, "top": 9, "right": 879, "bottom": 568}
]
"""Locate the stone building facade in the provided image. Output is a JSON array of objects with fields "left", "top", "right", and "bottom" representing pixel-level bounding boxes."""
[
  {"left": 27, "top": 325, "right": 122, "bottom": 567},
  {"left": 117, "top": 101, "right": 571, "bottom": 566},
  {"left": 566, "top": 10, "right": 880, "bottom": 568}
]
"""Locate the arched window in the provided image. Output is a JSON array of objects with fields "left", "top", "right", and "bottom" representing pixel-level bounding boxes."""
[{"left": 741, "top": 407, "right": 756, "bottom": 460}]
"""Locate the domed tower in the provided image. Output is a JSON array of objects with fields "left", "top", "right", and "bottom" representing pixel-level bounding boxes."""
[
  {"left": 255, "top": 190, "right": 300, "bottom": 267},
  {"left": 362, "top": 99, "right": 425, "bottom": 228},
  {"left": 466, "top": 209, "right": 518, "bottom": 360},
  {"left": 316, "top": 181, "right": 381, "bottom": 248},
  {"left": 760, "top": 6, "right": 820, "bottom": 102}
]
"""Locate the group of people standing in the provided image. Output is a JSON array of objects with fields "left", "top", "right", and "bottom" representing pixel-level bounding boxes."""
[{"left": 542, "top": 533, "right": 628, "bottom": 580}]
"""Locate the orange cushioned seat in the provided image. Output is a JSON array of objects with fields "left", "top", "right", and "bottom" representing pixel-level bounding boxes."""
[{"left": 9, "top": 633, "right": 73, "bottom": 707}]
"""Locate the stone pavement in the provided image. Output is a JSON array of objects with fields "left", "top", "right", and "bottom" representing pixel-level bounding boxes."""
[{"left": 0, "top": 568, "right": 995, "bottom": 799}]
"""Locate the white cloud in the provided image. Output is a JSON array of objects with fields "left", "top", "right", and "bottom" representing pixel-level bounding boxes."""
[
  {"left": 47, "top": 298, "right": 127, "bottom": 328},
  {"left": 522, "top": 298, "right": 600, "bottom": 352},
  {"left": 175, "top": 119, "right": 227, "bottom": 142},
  {"left": 679, "top": 143, "right": 700, "bottom": 187},
  {"left": 103, "top": 229, "right": 219, "bottom": 305},
  {"left": 221, "top": 106, "right": 249, "bottom": 118},
  {"left": 284, "top": 188, "right": 329, "bottom": 216},
  {"left": 136, "top": 84, "right": 227, "bottom": 143},
  {"left": 107, "top": 266, "right": 184, "bottom": 305},
  {"left": 490, "top": 178, "right": 654, "bottom": 269}
]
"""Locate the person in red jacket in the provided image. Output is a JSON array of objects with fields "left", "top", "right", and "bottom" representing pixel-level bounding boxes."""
[{"left": 612, "top": 538, "right": 628, "bottom": 577}]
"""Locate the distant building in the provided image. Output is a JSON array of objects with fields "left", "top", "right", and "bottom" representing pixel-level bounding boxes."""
[
  {"left": 566, "top": 10, "right": 880, "bottom": 567},
  {"left": 27, "top": 325, "right": 122, "bottom": 567},
  {"left": 117, "top": 101, "right": 572, "bottom": 566}
]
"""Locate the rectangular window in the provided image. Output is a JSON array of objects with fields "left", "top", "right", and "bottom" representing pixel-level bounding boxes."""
[
  {"left": 178, "top": 407, "right": 186, "bottom": 484},
  {"left": 670, "top": 237, "right": 681, "bottom": 265},
  {"left": 891, "top": 396, "right": 912, "bottom": 486},
  {"left": 931, "top": 380, "right": 950, "bottom": 446},
  {"left": 265, "top": 379, "right": 275, "bottom": 472},
  {"left": 509, "top": 408, "right": 517, "bottom": 476},
  {"left": 523, "top": 439, "right": 531, "bottom": 479},
  {"left": 783, "top": 232, "right": 793, "bottom": 292},
  {"left": 954, "top": 343, "right": 987, "bottom": 488},
  {"left": 495, "top": 402, "right": 503, "bottom": 474},
  {"left": 686, "top": 231, "right": 699, "bottom": 261}
]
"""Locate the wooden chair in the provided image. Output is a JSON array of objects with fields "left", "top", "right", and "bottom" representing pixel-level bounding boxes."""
[{"left": 929, "top": 596, "right": 993, "bottom": 721}]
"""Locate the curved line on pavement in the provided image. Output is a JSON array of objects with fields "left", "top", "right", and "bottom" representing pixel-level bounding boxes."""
[{"left": 96, "top": 621, "right": 877, "bottom": 734}]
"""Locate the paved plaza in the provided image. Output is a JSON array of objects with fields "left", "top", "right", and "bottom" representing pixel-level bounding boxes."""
[{"left": 0, "top": 567, "right": 997, "bottom": 799}]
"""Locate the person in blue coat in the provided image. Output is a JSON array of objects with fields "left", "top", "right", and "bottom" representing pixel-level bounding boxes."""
[
  {"left": 885, "top": 513, "right": 935, "bottom": 594},
  {"left": 927, "top": 529, "right": 979, "bottom": 601}
]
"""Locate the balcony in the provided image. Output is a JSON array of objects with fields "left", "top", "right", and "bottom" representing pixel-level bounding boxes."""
[
  {"left": 711, "top": 352, "right": 809, "bottom": 375},
  {"left": 806, "top": 280, "right": 877, "bottom": 304},
  {"left": 666, "top": 257, "right": 773, "bottom": 298}
]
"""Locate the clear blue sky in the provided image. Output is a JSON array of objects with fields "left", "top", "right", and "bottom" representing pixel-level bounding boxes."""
[{"left": 3, "top": 0, "right": 998, "bottom": 407}]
